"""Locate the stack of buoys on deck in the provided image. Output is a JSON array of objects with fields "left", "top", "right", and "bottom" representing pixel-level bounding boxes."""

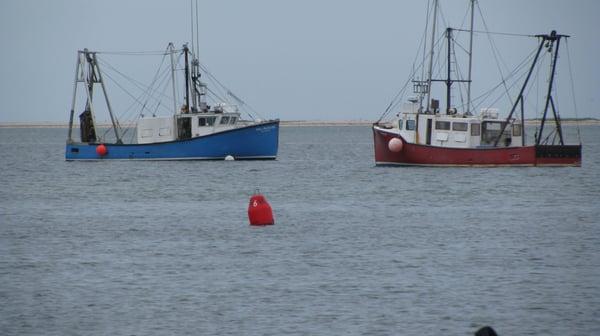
[{"left": 248, "top": 191, "right": 274, "bottom": 226}]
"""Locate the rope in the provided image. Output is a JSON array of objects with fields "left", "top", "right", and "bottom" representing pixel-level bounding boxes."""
[
  {"left": 565, "top": 39, "right": 582, "bottom": 143},
  {"left": 452, "top": 28, "right": 535, "bottom": 38},
  {"left": 96, "top": 50, "right": 175, "bottom": 56}
]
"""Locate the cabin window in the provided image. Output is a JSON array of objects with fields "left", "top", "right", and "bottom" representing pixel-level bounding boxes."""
[
  {"left": 481, "top": 121, "right": 507, "bottom": 145},
  {"left": 471, "top": 123, "right": 480, "bottom": 136},
  {"left": 435, "top": 121, "right": 451, "bottom": 130},
  {"left": 199, "top": 117, "right": 216, "bottom": 127},
  {"left": 230, "top": 117, "right": 237, "bottom": 124},
  {"left": 220, "top": 116, "right": 230, "bottom": 125},
  {"left": 513, "top": 124, "right": 522, "bottom": 136},
  {"left": 406, "top": 120, "right": 416, "bottom": 130},
  {"left": 158, "top": 128, "right": 170, "bottom": 136},
  {"left": 452, "top": 122, "right": 468, "bottom": 131},
  {"left": 141, "top": 129, "right": 153, "bottom": 138},
  {"left": 398, "top": 119, "right": 403, "bottom": 130}
]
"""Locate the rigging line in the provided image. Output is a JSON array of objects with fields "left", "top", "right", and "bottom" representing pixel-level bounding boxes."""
[
  {"left": 120, "top": 49, "right": 170, "bottom": 119},
  {"left": 380, "top": 43, "right": 432, "bottom": 120},
  {"left": 451, "top": 44, "right": 466, "bottom": 110},
  {"left": 197, "top": 63, "right": 262, "bottom": 119},
  {"left": 380, "top": 60, "right": 427, "bottom": 120},
  {"left": 379, "top": 1, "right": 431, "bottom": 121},
  {"left": 194, "top": 62, "right": 261, "bottom": 120},
  {"left": 437, "top": 2, "right": 449, "bottom": 35},
  {"left": 452, "top": 36, "right": 470, "bottom": 55},
  {"left": 198, "top": 63, "right": 233, "bottom": 100},
  {"left": 420, "top": 0, "right": 432, "bottom": 84},
  {"left": 100, "top": 70, "right": 157, "bottom": 118},
  {"left": 384, "top": 59, "right": 430, "bottom": 118},
  {"left": 469, "top": 46, "right": 538, "bottom": 112},
  {"left": 458, "top": 1, "right": 471, "bottom": 32},
  {"left": 565, "top": 39, "right": 582, "bottom": 142},
  {"left": 138, "top": 50, "right": 170, "bottom": 114},
  {"left": 379, "top": 72, "right": 414, "bottom": 122},
  {"left": 467, "top": 46, "right": 533, "bottom": 109},
  {"left": 476, "top": 2, "right": 513, "bottom": 106},
  {"left": 190, "top": 0, "right": 195, "bottom": 59},
  {"left": 522, "top": 52, "right": 546, "bottom": 117},
  {"left": 100, "top": 63, "right": 173, "bottom": 124},
  {"left": 96, "top": 50, "right": 171, "bottom": 55},
  {"left": 204, "top": 86, "right": 228, "bottom": 104},
  {"left": 452, "top": 28, "right": 535, "bottom": 38},
  {"left": 484, "top": 64, "right": 530, "bottom": 113},
  {"left": 203, "top": 75, "right": 231, "bottom": 105},
  {"left": 98, "top": 59, "right": 175, "bottom": 104},
  {"left": 226, "top": 90, "right": 262, "bottom": 120},
  {"left": 379, "top": 4, "right": 444, "bottom": 121},
  {"left": 195, "top": 0, "right": 200, "bottom": 58}
]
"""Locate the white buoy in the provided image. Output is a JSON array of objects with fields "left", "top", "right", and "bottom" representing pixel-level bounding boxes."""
[
  {"left": 225, "top": 155, "right": 235, "bottom": 161},
  {"left": 388, "top": 138, "right": 403, "bottom": 152}
]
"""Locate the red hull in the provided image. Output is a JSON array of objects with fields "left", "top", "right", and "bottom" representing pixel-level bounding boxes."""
[{"left": 373, "top": 126, "right": 581, "bottom": 167}]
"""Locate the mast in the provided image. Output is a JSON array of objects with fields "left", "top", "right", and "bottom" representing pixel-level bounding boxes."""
[
  {"left": 188, "top": 0, "right": 201, "bottom": 112},
  {"left": 93, "top": 52, "right": 122, "bottom": 144},
  {"left": 425, "top": 0, "right": 438, "bottom": 112},
  {"left": 169, "top": 43, "right": 178, "bottom": 115},
  {"left": 537, "top": 31, "right": 565, "bottom": 146},
  {"left": 446, "top": 27, "right": 453, "bottom": 113},
  {"left": 183, "top": 45, "right": 191, "bottom": 113},
  {"left": 493, "top": 33, "right": 546, "bottom": 147},
  {"left": 67, "top": 53, "right": 82, "bottom": 143},
  {"left": 466, "top": 0, "right": 475, "bottom": 115}
]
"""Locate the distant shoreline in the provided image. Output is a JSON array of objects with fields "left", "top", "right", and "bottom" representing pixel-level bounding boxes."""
[{"left": 1, "top": 119, "right": 599, "bottom": 128}]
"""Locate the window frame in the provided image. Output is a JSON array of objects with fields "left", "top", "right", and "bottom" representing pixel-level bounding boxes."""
[
  {"left": 452, "top": 122, "right": 468, "bottom": 132},
  {"left": 471, "top": 123, "right": 480, "bottom": 136},
  {"left": 435, "top": 121, "right": 451, "bottom": 130}
]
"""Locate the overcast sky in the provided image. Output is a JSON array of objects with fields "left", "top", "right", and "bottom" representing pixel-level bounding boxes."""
[{"left": 1, "top": 0, "right": 599, "bottom": 122}]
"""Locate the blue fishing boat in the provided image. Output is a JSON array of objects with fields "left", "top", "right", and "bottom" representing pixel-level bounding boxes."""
[{"left": 66, "top": 17, "right": 278, "bottom": 161}]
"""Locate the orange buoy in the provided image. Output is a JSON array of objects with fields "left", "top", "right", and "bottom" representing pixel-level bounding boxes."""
[
  {"left": 96, "top": 144, "right": 108, "bottom": 156},
  {"left": 388, "top": 137, "right": 403, "bottom": 152},
  {"left": 248, "top": 192, "right": 274, "bottom": 226}
]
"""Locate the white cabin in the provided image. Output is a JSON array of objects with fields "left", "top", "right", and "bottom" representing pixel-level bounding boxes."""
[
  {"left": 136, "top": 111, "right": 241, "bottom": 144},
  {"left": 390, "top": 102, "right": 522, "bottom": 148}
]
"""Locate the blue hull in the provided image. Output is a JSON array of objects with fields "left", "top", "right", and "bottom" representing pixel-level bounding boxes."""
[{"left": 66, "top": 120, "right": 279, "bottom": 160}]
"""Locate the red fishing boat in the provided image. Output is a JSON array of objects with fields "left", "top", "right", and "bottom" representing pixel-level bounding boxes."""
[{"left": 373, "top": 0, "right": 581, "bottom": 167}]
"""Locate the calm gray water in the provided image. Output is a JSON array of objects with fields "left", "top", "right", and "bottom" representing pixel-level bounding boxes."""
[{"left": 1, "top": 126, "right": 599, "bottom": 336}]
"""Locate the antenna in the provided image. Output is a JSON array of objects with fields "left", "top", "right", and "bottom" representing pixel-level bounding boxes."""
[{"left": 466, "top": 0, "right": 475, "bottom": 115}]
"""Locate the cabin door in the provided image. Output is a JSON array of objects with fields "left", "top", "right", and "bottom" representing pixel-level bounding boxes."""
[
  {"left": 426, "top": 119, "right": 432, "bottom": 145},
  {"left": 177, "top": 117, "right": 192, "bottom": 140}
]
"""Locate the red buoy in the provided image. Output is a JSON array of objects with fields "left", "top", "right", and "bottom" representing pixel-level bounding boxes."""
[
  {"left": 96, "top": 144, "right": 108, "bottom": 156},
  {"left": 248, "top": 192, "right": 274, "bottom": 226}
]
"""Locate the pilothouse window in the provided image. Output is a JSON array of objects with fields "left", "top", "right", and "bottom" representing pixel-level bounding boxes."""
[
  {"left": 435, "top": 121, "right": 451, "bottom": 130},
  {"left": 220, "top": 116, "right": 230, "bottom": 125},
  {"left": 406, "top": 120, "right": 416, "bottom": 130},
  {"left": 513, "top": 124, "right": 522, "bottom": 136},
  {"left": 452, "top": 122, "right": 468, "bottom": 131},
  {"left": 199, "top": 117, "right": 216, "bottom": 127},
  {"left": 471, "top": 123, "right": 480, "bottom": 136},
  {"left": 481, "top": 121, "right": 508, "bottom": 145}
]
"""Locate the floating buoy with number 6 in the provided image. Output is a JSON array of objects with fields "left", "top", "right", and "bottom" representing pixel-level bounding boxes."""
[
  {"left": 96, "top": 144, "right": 108, "bottom": 157},
  {"left": 388, "top": 137, "right": 403, "bottom": 153},
  {"left": 248, "top": 191, "right": 274, "bottom": 226}
]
